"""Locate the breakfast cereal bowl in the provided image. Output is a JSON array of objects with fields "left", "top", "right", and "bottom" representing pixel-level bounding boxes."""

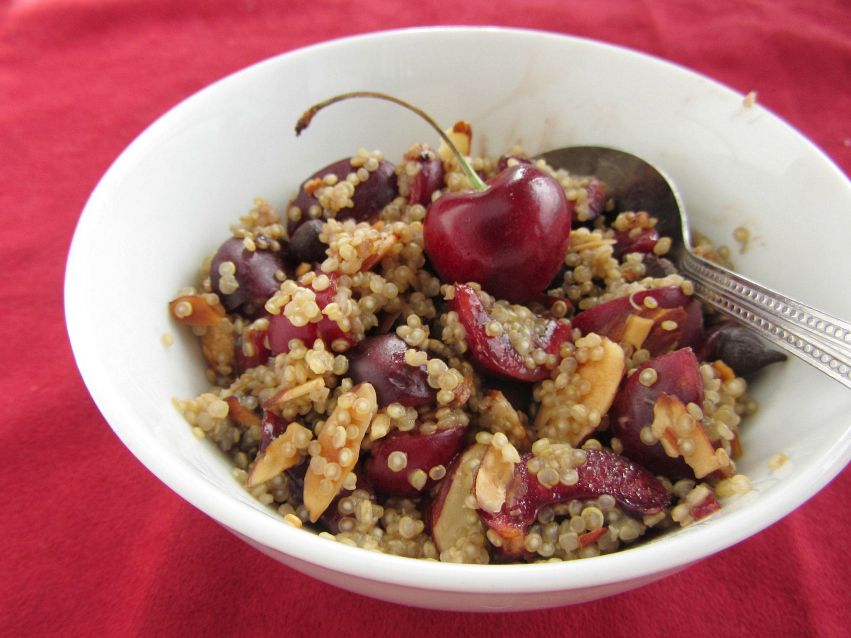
[{"left": 64, "top": 27, "right": 851, "bottom": 611}]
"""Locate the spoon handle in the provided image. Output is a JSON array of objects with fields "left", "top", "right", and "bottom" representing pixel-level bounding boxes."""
[{"left": 679, "top": 252, "right": 851, "bottom": 389}]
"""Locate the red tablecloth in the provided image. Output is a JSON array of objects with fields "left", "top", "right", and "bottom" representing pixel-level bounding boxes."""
[{"left": 2, "top": 1, "right": 850, "bottom": 635}]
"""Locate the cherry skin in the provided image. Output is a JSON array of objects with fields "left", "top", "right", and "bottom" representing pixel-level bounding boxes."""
[
  {"left": 347, "top": 334, "right": 436, "bottom": 407},
  {"left": 286, "top": 157, "right": 398, "bottom": 237},
  {"left": 423, "top": 164, "right": 572, "bottom": 304},
  {"left": 450, "top": 283, "right": 571, "bottom": 382}
]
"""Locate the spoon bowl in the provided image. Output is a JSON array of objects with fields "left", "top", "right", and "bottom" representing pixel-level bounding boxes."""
[{"left": 539, "top": 146, "right": 851, "bottom": 389}]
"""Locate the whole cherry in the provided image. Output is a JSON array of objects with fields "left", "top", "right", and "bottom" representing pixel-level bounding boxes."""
[
  {"left": 295, "top": 91, "right": 572, "bottom": 303},
  {"left": 425, "top": 163, "right": 571, "bottom": 303}
]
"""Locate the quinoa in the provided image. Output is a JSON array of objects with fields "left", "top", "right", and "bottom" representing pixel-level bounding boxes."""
[{"left": 168, "top": 131, "right": 780, "bottom": 565}]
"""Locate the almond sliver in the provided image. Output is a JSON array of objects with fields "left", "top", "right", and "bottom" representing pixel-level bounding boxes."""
[
  {"left": 262, "top": 378, "right": 325, "bottom": 410},
  {"left": 303, "top": 383, "right": 377, "bottom": 521},
  {"left": 247, "top": 423, "right": 313, "bottom": 487}
]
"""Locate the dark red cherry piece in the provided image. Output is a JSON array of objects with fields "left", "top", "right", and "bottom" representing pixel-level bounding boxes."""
[
  {"left": 364, "top": 426, "right": 467, "bottom": 497},
  {"left": 286, "top": 157, "right": 398, "bottom": 237},
  {"left": 210, "top": 237, "right": 287, "bottom": 318},
  {"left": 347, "top": 334, "right": 436, "bottom": 407},
  {"left": 572, "top": 286, "right": 703, "bottom": 357},
  {"left": 401, "top": 144, "right": 444, "bottom": 206},
  {"left": 610, "top": 348, "right": 705, "bottom": 479},
  {"left": 479, "top": 448, "right": 671, "bottom": 557},
  {"left": 267, "top": 273, "right": 353, "bottom": 354},
  {"left": 450, "top": 284, "right": 571, "bottom": 382},
  {"left": 424, "top": 163, "right": 571, "bottom": 303}
]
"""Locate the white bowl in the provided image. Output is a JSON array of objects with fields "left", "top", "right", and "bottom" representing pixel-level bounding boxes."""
[{"left": 65, "top": 27, "right": 851, "bottom": 611}]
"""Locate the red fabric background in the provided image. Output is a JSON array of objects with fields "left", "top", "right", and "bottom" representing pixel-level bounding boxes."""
[{"left": 2, "top": 1, "right": 850, "bottom": 635}]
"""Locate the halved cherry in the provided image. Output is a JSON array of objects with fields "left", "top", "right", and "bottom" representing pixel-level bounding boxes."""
[
  {"left": 210, "top": 237, "right": 288, "bottom": 318},
  {"left": 364, "top": 425, "right": 467, "bottom": 497},
  {"left": 267, "top": 273, "right": 354, "bottom": 355},
  {"left": 267, "top": 314, "right": 318, "bottom": 355},
  {"left": 287, "top": 219, "right": 327, "bottom": 265},
  {"left": 347, "top": 334, "right": 436, "bottom": 407},
  {"left": 259, "top": 411, "right": 288, "bottom": 452},
  {"left": 610, "top": 348, "right": 706, "bottom": 479},
  {"left": 234, "top": 323, "right": 272, "bottom": 373},
  {"left": 287, "top": 156, "right": 398, "bottom": 236},
  {"left": 450, "top": 284, "right": 572, "bottom": 382},
  {"left": 478, "top": 448, "right": 670, "bottom": 557},
  {"left": 613, "top": 227, "right": 660, "bottom": 257},
  {"left": 401, "top": 144, "right": 444, "bottom": 206},
  {"left": 572, "top": 286, "right": 702, "bottom": 356}
]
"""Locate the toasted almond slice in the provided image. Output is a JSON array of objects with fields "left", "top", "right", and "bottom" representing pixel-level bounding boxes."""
[
  {"left": 201, "top": 316, "right": 235, "bottom": 376},
  {"left": 262, "top": 377, "right": 325, "bottom": 410},
  {"left": 731, "top": 433, "right": 743, "bottom": 459},
  {"left": 622, "top": 314, "right": 654, "bottom": 350},
  {"left": 431, "top": 443, "right": 488, "bottom": 554},
  {"left": 474, "top": 442, "right": 518, "bottom": 514},
  {"left": 169, "top": 294, "right": 225, "bottom": 327},
  {"left": 303, "top": 383, "right": 378, "bottom": 521},
  {"left": 712, "top": 360, "right": 736, "bottom": 382},
  {"left": 368, "top": 412, "right": 392, "bottom": 441},
  {"left": 477, "top": 390, "right": 530, "bottom": 451},
  {"left": 538, "top": 336, "right": 624, "bottom": 446},
  {"left": 224, "top": 396, "right": 261, "bottom": 429},
  {"left": 437, "top": 120, "right": 472, "bottom": 164},
  {"left": 452, "top": 374, "right": 474, "bottom": 408},
  {"left": 246, "top": 423, "right": 313, "bottom": 487},
  {"left": 577, "top": 337, "right": 624, "bottom": 415},
  {"left": 651, "top": 393, "right": 721, "bottom": 479},
  {"left": 359, "top": 233, "right": 398, "bottom": 271}
]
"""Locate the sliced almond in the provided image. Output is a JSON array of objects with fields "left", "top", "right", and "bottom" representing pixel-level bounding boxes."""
[
  {"left": 578, "top": 337, "right": 624, "bottom": 417},
  {"left": 169, "top": 294, "right": 225, "bottom": 327},
  {"left": 437, "top": 120, "right": 472, "bottom": 164},
  {"left": 201, "top": 316, "right": 235, "bottom": 376},
  {"left": 262, "top": 377, "right": 326, "bottom": 410},
  {"left": 246, "top": 422, "right": 313, "bottom": 487},
  {"left": 711, "top": 360, "right": 736, "bottom": 382},
  {"left": 622, "top": 314, "right": 654, "bottom": 350},
  {"left": 224, "top": 396, "right": 261, "bottom": 429},
  {"left": 534, "top": 337, "right": 624, "bottom": 446},
  {"left": 449, "top": 374, "right": 474, "bottom": 407},
  {"left": 477, "top": 390, "right": 530, "bottom": 451},
  {"left": 431, "top": 443, "right": 487, "bottom": 554},
  {"left": 359, "top": 233, "right": 398, "bottom": 272},
  {"left": 542, "top": 336, "right": 624, "bottom": 446},
  {"left": 303, "top": 383, "right": 377, "bottom": 521},
  {"left": 651, "top": 393, "right": 721, "bottom": 479},
  {"left": 474, "top": 442, "right": 518, "bottom": 514}
]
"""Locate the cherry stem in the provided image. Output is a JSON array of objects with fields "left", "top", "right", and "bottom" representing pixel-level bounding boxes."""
[{"left": 295, "top": 91, "right": 487, "bottom": 193}]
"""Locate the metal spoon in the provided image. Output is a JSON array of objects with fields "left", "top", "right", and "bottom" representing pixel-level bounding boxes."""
[{"left": 538, "top": 146, "right": 851, "bottom": 389}]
